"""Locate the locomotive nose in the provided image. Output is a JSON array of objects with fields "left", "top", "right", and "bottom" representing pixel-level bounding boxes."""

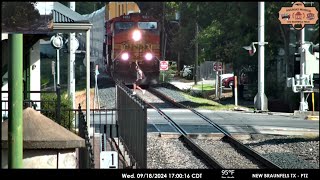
[{"left": 132, "top": 29, "right": 142, "bottom": 41}]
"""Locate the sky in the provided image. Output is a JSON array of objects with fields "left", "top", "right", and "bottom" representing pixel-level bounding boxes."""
[{"left": 34, "top": 2, "right": 54, "bottom": 15}]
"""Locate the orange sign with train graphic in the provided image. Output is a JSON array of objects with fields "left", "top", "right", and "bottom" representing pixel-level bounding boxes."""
[{"left": 278, "top": 2, "right": 318, "bottom": 30}]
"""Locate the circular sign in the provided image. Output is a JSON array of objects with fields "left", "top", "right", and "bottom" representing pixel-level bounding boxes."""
[
  {"left": 213, "top": 62, "right": 222, "bottom": 71},
  {"left": 50, "top": 35, "right": 63, "bottom": 49},
  {"left": 160, "top": 61, "right": 169, "bottom": 71}
]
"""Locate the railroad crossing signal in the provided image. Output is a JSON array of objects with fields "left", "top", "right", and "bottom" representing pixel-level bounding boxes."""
[
  {"left": 160, "top": 61, "right": 169, "bottom": 71},
  {"left": 213, "top": 62, "right": 222, "bottom": 71}
]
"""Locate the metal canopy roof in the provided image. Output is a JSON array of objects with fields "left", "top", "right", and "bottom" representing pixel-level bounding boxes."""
[
  {"left": 52, "top": 2, "right": 88, "bottom": 23},
  {"left": 50, "top": 2, "right": 92, "bottom": 32},
  {"left": 51, "top": 23, "right": 92, "bottom": 33}
]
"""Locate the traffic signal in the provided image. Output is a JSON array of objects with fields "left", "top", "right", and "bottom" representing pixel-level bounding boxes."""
[
  {"left": 304, "top": 42, "right": 319, "bottom": 76},
  {"left": 310, "top": 43, "right": 319, "bottom": 54},
  {"left": 294, "top": 51, "right": 300, "bottom": 75}
]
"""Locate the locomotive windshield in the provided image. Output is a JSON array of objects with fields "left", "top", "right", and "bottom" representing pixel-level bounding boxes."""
[
  {"left": 138, "top": 22, "right": 157, "bottom": 30},
  {"left": 115, "top": 22, "right": 134, "bottom": 31}
]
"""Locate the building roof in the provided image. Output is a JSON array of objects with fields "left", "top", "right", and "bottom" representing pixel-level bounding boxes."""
[
  {"left": 52, "top": 2, "right": 88, "bottom": 23},
  {"left": 48, "top": 2, "right": 92, "bottom": 33},
  {"left": 1, "top": 108, "right": 85, "bottom": 149}
]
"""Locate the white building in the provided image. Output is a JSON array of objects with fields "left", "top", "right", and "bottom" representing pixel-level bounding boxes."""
[{"left": 1, "top": 33, "right": 42, "bottom": 119}]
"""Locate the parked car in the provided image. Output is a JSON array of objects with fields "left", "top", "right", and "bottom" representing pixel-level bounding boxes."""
[
  {"left": 180, "top": 65, "right": 194, "bottom": 80},
  {"left": 222, "top": 76, "right": 234, "bottom": 88},
  {"left": 220, "top": 73, "right": 234, "bottom": 88},
  {"left": 222, "top": 73, "right": 249, "bottom": 88},
  {"left": 220, "top": 73, "right": 234, "bottom": 81}
]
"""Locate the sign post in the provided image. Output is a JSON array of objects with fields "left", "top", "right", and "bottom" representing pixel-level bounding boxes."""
[
  {"left": 94, "top": 65, "right": 100, "bottom": 110},
  {"left": 160, "top": 61, "right": 169, "bottom": 82},
  {"left": 52, "top": 61, "right": 56, "bottom": 91},
  {"left": 50, "top": 34, "right": 63, "bottom": 86},
  {"left": 234, "top": 76, "right": 238, "bottom": 106},
  {"left": 215, "top": 71, "right": 218, "bottom": 98},
  {"left": 213, "top": 62, "right": 222, "bottom": 98}
]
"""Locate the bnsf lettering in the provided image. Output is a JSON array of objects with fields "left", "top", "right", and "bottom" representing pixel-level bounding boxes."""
[{"left": 122, "top": 44, "right": 151, "bottom": 50}]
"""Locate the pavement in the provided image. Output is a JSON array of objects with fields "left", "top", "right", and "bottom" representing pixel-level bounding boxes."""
[{"left": 147, "top": 108, "right": 319, "bottom": 138}]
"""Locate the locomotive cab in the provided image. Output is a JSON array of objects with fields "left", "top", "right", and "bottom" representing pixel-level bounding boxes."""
[{"left": 105, "top": 13, "right": 161, "bottom": 85}]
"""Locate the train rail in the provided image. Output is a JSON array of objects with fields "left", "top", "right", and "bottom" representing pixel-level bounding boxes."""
[{"left": 141, "top": 87, "right": 281, "bottom": 169}]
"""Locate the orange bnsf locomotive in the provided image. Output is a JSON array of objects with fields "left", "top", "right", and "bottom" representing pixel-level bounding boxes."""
[{"left": 104, "top": 13, "right": 161, "bottom": 85}]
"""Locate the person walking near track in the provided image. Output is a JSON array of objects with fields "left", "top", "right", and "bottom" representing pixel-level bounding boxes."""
[{"left": 133, "top": 64, "right": 145, "bottom": 95}]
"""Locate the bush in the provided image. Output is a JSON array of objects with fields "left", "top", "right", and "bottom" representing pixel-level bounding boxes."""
[
  {"left": 41, "top": 92, "right": 74, "bottom": 129},
  {"left": 41, "top": 76, "right": 50, "bottom": 88},
  {"left": 160, "top": 69, "right": 176, "bottom": 83}
]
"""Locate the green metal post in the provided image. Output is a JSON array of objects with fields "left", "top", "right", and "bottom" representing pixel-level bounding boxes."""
[{"left": 8, "top": 34, "right": 23, "bottom": 168}]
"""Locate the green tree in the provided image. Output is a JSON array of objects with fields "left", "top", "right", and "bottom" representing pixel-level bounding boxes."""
[
  {"left": 2, "top": 2, "right": 40, "bottom": 29},
  {"left": 59, "top": 2, "right": 105, "bottom": 15},
  {"left": 169, "top": 2, "right": 258, "bottom": 73}
]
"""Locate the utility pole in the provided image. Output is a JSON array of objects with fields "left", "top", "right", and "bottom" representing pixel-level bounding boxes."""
[
  {"left": 68, "top": 2, "right": 76, "bottom": 109},
  {"left": 299, "top": 27, "right": 306, "bottom": 111},
  {"left": 254, "top": 2, "right": 268, "bottom": 111},
  {"left": 162, "top": 2, "right": 166, "bottom": 60},
  {"left": 194, "top": 4, "right": 199, "bottom": 85},
  {"left": 8, "top": 34, "right": 23, "bottom": 168},
  {"left": 175, "top": 11, "right": 181, "bottom": 73}
]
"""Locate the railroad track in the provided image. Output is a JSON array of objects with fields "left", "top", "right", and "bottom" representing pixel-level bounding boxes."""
[{"left": 140, "top": 87, "right": 281, "bottom": 169}]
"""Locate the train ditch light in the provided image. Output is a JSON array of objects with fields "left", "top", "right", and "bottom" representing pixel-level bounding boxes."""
[
  {"left": 144, "top": 52, "right": 153, "bottom": 61},
  {"left": 121, "top": 52, "right": 129, "bottom": 61}
]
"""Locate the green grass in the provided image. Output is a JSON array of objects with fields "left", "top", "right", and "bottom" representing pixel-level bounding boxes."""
[
  {"left": 192, "top": 84, "right": 215, "bottom": 91},
  {"left": 182, "top": 92, "right": 236, "bottom": 111}
]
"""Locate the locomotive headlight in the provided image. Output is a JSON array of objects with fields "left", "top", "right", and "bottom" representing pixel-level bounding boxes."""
[
  {"left": 121, "top": 52, "right": 129, "bottom": 61},
  {"left": 144, "top": 52, "right": 153, "bottom": 61},
  {"left": 132, "top": 30, "right": 142, "bottom": 42}
]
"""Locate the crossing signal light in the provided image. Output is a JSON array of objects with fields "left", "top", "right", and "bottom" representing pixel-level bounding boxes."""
[
  {"left": 242, "top": 43, "right": 256, "bottom": 56},
  {"left": 294, "top": 52, "right": 301, "bottom": 61},
  {"left": 311, "top": 43, "right": 319, "bottom": 54}
]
